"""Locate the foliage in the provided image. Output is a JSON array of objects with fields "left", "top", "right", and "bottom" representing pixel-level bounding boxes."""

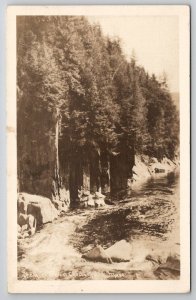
[{"left": 17, "top": 15, "right": 179, "bottom": 169}]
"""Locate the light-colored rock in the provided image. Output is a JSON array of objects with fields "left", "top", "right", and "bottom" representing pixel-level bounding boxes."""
[
  {"left": 94, "top": 191, "right": 105, "bottom": 199},
  {"left": 94, "top": 192, "right": 105, "bottom": 207},
  {"left": 82, "top": 245, "right": 112, "bottom": 264},
  {"left": 59, "top": 188, "right": 70, "bottom": 207},
  {"left": 105, "top": 240, "right": 132, "bottom": 262},
  {"left": 94, "top": 198, "right": 105, "bottom": 207},
  {"left": 18, "top": 193, "right": 58, "bottom": 225},
  {"left": 87, "top": 194, "right": 95, "bottom": 207}
]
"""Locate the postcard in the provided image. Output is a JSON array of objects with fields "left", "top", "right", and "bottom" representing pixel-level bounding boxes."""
[{"left": 7, "top": 5, "right": 190, "bottom": 293}]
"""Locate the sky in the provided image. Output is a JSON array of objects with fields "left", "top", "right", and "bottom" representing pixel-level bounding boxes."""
[{"left": 88, "top": 16, "right": 179, "bottom": 93}]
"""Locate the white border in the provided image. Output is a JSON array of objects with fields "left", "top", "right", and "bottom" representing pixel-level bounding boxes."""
[{"left": 7, "top": 5, "right": 190, "bottom": 293}]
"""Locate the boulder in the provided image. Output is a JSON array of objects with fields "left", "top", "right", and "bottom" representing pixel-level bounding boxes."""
[
  {"left": 27, "top": 201, "right": 58, "bottom": 225},
  {"left": 95, "top": 191, "right": 105, "bottom": 199},
  {"left": 94, "top": 198, "right": 105, "bottom": 207},
  {"left": 94, "top": 192, "right": 106, "bottom": 207},
  {"left": 105, "top": 240, "right": 132, "bottom": 262},
  {"left": 154, "top": 254, "right": 180, "bottom": 279},
  {"left": 82, "top": 245, "right": 112, "bottom": 264},
  {"left": 19, "top": 193, "right": 58, "bottom": 226},
  {"left": 87, "top": 194, "right": 95, "bottom": 207},
  {"left": 59, "top": 188, "right": 70, "bottom": 207}
]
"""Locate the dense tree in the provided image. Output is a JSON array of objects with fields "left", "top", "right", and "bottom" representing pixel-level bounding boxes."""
[{"left": 17, "top": 16, "right": 179, "bottom": 201}]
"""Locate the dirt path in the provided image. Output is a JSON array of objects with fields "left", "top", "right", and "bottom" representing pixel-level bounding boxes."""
[
  {"left": 18, "top": 174, "right": 180, "bottom": 280},
  {"left": 18, "top": 216, "right": 82, "bottom": 280},
  {"left": 18, "top": 205, "right": 179, "bottom": 280}
]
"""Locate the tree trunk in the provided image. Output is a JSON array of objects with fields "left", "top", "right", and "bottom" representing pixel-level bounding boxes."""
[
  {"left": 110, "top": 140, "right": 135, "bottom": 197},
  {"left": 90, "top": 149, "right": 101, "bottom": 193},
  {"left": 53, "top": 108, "right": 61, "bottom": 198},
  {"left": 69, "top": 148, "right": 83, "bottom": 207},
  {"left": 83, "top": 157, "right": 90, "bottom": 191},
  {"left": 100, "top": 149, "right": 110, "bottom": 194}
]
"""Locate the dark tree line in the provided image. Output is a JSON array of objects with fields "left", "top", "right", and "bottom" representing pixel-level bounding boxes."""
[{"left": 17, "top": 16, "right": 179, "bottom": 203}]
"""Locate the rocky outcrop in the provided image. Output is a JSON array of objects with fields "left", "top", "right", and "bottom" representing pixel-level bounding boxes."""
[
  {"left": 17, "top": 193, "right": 58, "bottom": 238},
  {"left": 131, "top": 155, "right": 179, "bottom": 188},
  {"left": 18, "top": 193, "right": 58, "bottom": 224}
]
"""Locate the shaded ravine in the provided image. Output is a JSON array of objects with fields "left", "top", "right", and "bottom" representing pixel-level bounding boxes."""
[{"left": 18, "top": 172, "right": 180, "bottom": 280}]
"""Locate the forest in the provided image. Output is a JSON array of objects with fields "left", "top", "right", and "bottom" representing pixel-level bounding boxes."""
[{"left": 17, "top": 16, "right": 179, "bottom": 207}]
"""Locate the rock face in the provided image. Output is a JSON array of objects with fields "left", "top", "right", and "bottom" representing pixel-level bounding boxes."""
[
  {"left": 131, "top": 155, "right": 179, "bottom": 189},
  {"left": 105, "top": 240, "right": 132, "bottom": 262},
  {"left": 82, "top": 245, "right": 112, "bottom": 264}
]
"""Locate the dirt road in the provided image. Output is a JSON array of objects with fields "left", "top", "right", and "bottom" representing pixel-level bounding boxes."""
[{"left": 18, "top": 174, "right": 180, "bottom": 280}]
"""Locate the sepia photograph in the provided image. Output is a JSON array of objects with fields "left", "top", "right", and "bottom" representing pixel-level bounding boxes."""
[{"left": 7, "top": 5, "right": 190, "bottom": 293}]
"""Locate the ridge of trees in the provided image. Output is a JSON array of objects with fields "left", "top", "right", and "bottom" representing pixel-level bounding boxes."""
[{"left": 17, "top": 16, "right": 179, "bottom": 199}]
